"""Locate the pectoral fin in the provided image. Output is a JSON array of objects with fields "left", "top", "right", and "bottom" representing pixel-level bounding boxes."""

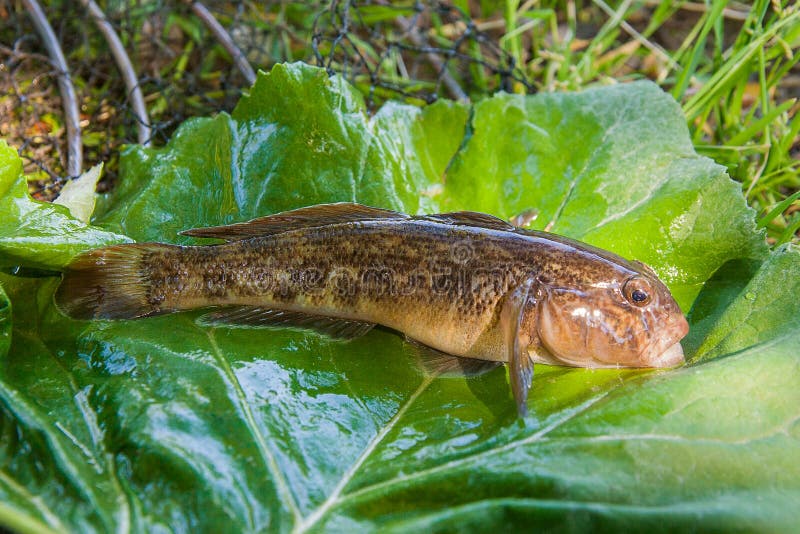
[{"left": 499, "top": 278, "right": 537, "bottom": 417}]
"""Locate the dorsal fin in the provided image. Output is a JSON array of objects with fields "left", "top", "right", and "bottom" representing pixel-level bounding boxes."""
[
  {"left": 417, "top": 211, "right": 515, "bottom": 232},
  {"left": 180, "top": 203, "right": 408, "bottom": 241}
]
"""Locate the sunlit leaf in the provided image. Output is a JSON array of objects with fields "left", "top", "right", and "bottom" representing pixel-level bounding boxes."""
[{"left": 0, "top": 142, "right": 127, "bottom": 271}]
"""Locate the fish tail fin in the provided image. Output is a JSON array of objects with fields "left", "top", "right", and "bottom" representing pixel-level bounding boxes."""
[{"left": 55, "top": 243, "right": 176, "bottom": 320}]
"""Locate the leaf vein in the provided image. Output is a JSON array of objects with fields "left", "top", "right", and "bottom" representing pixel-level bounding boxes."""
[
  {"left": 0, "top": 468, "right": 67, "bottom": 534},
  {"left": 204, "top": 329, "right": 302, "bottom": 523},
  {"left": 294, "top": 374, "right": 437, "bottom": 533},
  {"left": 336, "top": 390, "right": 613, "bottom": 506}
]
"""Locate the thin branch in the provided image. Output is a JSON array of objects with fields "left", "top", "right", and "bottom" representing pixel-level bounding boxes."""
[
  {"left": 592, "top": 0, "right": 681, "bottom": 81},
  {"left": 80, "top": 0, "right": 152, "bottom": 146},
  {"left": 642, "top": 0, "right": 751, "bottom": 21},
  {"left": 21, "top": 0, "right": 82, "bottom": 177},
  {"left": 395, "top": 16, "right": 469, "bottom": 102},
  {"left": 188, "top": 1, "right": 257, "bottom": 85}
]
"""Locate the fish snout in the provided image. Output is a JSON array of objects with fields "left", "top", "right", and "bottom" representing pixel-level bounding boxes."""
[
  {"left": 642, "top": 313, "right": 689, "bottom": 368},
  {"left": 647, "top": 341, "right": 685, "bottom": 368}
]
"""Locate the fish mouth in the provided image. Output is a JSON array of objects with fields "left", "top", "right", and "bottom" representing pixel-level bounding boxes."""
[{"left": 648, "top": 341, "right": 685, "bottom": 368}]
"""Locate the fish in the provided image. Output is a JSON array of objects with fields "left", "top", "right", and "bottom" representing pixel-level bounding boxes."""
[{"left": 55, "top": 203, "right": 689, "bottom": 415}]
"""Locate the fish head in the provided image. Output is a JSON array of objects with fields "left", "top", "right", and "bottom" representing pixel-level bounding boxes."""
[{"left": 534, "top": 261, "right": 689, "bottom": 369}]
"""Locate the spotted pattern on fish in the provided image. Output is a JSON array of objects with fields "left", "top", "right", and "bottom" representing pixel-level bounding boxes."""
[{"left": 55, "top": 202, "right": 690, "bottom": 416}]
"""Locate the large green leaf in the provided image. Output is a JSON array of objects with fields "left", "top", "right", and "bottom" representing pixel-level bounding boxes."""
[
  {"left": 441, "top": 88, "right": 767, "bottom": 309},
  {"left": 1, "top": 62, "right": 794, "bottom": 532},
  {"left": 94, "top": 66, "right": 470, "bottom": 242}
]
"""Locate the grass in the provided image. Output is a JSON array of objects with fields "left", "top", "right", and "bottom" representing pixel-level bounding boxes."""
[{"left": 0, "top": 0, "right": 798, "bottom": 244}]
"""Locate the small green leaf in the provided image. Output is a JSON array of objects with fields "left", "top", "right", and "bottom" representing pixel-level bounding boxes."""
[
  {"left": 688, "top": 244, "right": 800, "bottom": 362},
  {"left": 53, "top": 163, "right": 104, "bottom": 224}
]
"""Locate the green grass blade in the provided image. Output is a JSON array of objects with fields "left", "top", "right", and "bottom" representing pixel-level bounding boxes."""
[
  {"left": 777, "top": 215, "right": 800, "bottom": 245},
  {"left": 728, "top": 100, "right": 795, "bottom": 147},
  {"left": 683, "top": 11, "right": 800, "bottom": 121},
  {"left": 757, "top": 190, "right": 800, "bottom": 229},
  {"left": 671, "top": 0, "right": 727, "bottom": 101}
]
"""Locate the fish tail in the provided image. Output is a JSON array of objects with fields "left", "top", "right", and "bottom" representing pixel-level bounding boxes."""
[{"left": 55, "top": 243, "right": 177, "bottom": 320}]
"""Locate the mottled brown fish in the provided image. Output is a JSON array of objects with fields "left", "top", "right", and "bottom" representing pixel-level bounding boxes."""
[{"left": 55, "top": 203, "right": 689, "bottom": 415}]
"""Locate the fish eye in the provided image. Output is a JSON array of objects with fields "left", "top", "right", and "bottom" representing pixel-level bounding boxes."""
[{"left": 623, "top": 277, "right": 652, "bottom": 306}]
